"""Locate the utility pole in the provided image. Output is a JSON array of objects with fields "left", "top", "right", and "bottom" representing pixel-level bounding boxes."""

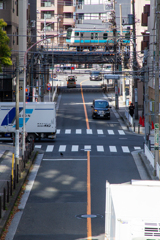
[
  {"left": 15, "top": 55, "right": 19, "bottom": 175},
  {"left": 113, "top": 0, "right": 119, "bottom": 109},
  {"left": 144, "top": 61, "right": 149, "bottom": 145},
  {"left": 132, "top": 0, "right": 138, "bottom": 119},
  {"left": 119, "top": 4, "right": 125, "bottom": 105},
  {"left": 154, "top": 0, "right": 160, "bottom": 175}
]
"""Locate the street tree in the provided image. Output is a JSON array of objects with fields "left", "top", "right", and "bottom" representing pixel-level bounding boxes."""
[{"left": 0, "top": 19, "right": 12, "bottom": 71}]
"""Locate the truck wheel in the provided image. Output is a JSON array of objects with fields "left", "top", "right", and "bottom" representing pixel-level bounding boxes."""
[{"left": 27, "top": 134, "right": 35, "bottom": 142}]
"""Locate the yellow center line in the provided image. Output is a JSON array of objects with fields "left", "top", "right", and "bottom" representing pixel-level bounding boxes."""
[{"left": 80, "top": 80, "right": 92, "bottom": 240}]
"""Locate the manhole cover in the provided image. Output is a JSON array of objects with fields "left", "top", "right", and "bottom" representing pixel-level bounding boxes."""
[{"left": 76, "top": 214, "right": 103, "bottom": 219}]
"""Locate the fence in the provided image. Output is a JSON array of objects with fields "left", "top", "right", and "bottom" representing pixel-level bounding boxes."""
[{"left": 0, "top": 140, "right": 35, "bottom": 221}]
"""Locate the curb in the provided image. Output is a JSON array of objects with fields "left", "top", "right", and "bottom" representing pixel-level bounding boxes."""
[
  {"left": 138, "top": 151, "right": 159, "bottom": 180},
  {"left": 0, "top": 151, "right": 38, "bottom": 237}
]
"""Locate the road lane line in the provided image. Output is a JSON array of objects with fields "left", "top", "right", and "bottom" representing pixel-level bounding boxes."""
[
  {"left": 109, "top": 146, "right": 117, "bottom": 152},
  {"left": 76, "top": 129, "right": 82, "bottom": 134},
  {"left": 87, "top": 151, "right": 92, "bottom": 239},
  {"left": 43, "top": 158, "right": 87, "bottom": 161},
  {"left": 118, "top": 130, "right": 125, "bottom": 135},
  {"left": 35, "top": 145, "right": 42, "bottom": 149},
  {"left": 46, "top": 145, "right": 54, "bottom": 152},
  {"left": 97, "top": 129, "right": 103, "bottom": 134},
  {"left": 97, "top": 146, "right": 104, "bottom": 152},
  {"left": 59, "top": 145, "right": 66, "bottom": 152},
  {"left": 108, "top": 130, "right": 114, "bottom": 135},
  {"left": 65, "top": 129, "right": 71, "bottom": 134},
  {"left": 71, "top": 145, "right": 79, "bottom": 152},
  {"left": 122, "top": 146, "right": 130, "bottom": 153},
  {"left": 80, "top": 80, "right": 92, "bottom": 239}
]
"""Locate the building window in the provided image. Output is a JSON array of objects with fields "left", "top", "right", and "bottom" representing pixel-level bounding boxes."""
[
  {"left": 0, "top": 2, "right": 3, "bottom": 9},
  {"left": 75, "top": 32, "right": 79, "bottom": 36},
  {"left": 80, "top": 33, "right": 83, "bottom": 38},
  {"left": 95, "top": 33, "right": 98, "bottom": 39},
  {"left": 64, "top": 13, "right": 73, "bottom": 18},
  {"left": 41, "top": 0, "right": 54, "bottom": 7}
]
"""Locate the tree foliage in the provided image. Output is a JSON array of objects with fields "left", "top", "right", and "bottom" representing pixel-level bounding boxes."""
[{"left": 0, "top": 19, "right": 12, "bottom": 72}]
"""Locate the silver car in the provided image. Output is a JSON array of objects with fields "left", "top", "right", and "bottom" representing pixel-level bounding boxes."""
[{"left": 90, "top": 71, "right": 102, "bottom": 81}]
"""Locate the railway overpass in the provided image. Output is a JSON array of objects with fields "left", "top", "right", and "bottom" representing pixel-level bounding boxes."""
[{"left": 37, "top": 50, "right": 122, "bottom": 64}]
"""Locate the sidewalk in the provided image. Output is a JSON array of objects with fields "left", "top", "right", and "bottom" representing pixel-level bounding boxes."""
[{"left": 107, "top": 93, "right": 158, "bottom": 180}]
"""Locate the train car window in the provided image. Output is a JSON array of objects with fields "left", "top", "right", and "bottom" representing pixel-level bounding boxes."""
[
  {"left": 103, "top": 33, "right": 108, "bottom": 40},
  {"left": 81, "top": 33, "right": 83, "bottom": 38},
  {"left": 95, "top": 33, "right": 98, "bottom": 39},
  {"left": 91, "top": 33, "right": 94, "bottom": 39},
  {"left": 75, "top": 32, "right": 79, "bottom": 36}
]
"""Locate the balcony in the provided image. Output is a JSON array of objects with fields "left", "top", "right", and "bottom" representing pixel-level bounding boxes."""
[
  {"left": 63, "top": 6, "right": 75, "bottom": 13},
  {"left": 63, "top": 18, "right": 75, "bottom": 26}
]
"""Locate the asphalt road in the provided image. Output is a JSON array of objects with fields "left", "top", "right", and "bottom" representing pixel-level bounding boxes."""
[{"left": 6, "top": 75, "right": 144, "bottom": 240}]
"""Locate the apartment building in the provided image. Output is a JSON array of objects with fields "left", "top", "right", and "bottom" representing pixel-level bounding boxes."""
[
  {"left": 0, "top": 0, "right": 19, "bottom": 101},
  {"left": 36, "top": 0, "right": 75, "bottom": 47}
]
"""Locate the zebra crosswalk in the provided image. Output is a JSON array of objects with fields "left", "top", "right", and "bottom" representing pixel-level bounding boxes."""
[
  {"left": 35, "top": 144, "right": 141, "bottom": 153},
  {"left": 56, "top": 129, "right": 126, "bottom": 135}
]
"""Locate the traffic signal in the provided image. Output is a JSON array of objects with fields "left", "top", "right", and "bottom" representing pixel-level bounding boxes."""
[{"left": 25, "top": 87, "right": 30, "bottom": 101}]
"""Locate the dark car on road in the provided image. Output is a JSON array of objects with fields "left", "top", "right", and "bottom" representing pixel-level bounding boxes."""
[
  {"left": 91, "top": 99, "right": 111, "bottom": 119},
  {"left": 90, "top": 71, "right": 102, "bottom": 81}
]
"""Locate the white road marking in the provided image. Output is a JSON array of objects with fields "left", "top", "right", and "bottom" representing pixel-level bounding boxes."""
[
  {"left": 65, "top": 129, "right": 71, "bottom": 134},
  {"left": 59, "top": 145, "right": 66, "bottom": 152},
  {"left": 46, "top": 145, "right": 54, "bottom": 152},
  {"left": 108, "top": 130, "right": 114, "bottom": 135},
  {"left": 134, "top": 146, "right": 141, "bottom": 150},
  {"left": 71, "top": 145, "right": 79, "bottom": 152},
  {"left": 97, "top": 146, "right": 104, "bottom": 152},
  {"left": 122, "top": 146, "right": 130, "bottom": 153},
  {"left": 35, "top": 145, "right": 42, "bottom": 149},
  {"left": 76, "top": 129, "right": 82, "bottom": 134},
  {"left": 43, "top": 158, "right": 87, "bottom": 161},
  {"left": 97, "top": 129, "right": 104, "bottom": 134},
  {"left": 86, "top": 129, "right": 93, "bottom": 134},
  {"left": 109, "top": 146, "right": 117, "bottom": 152},
  {"left": 84, "top": 145, "right": 91, "bottom": 151},
  {"left": 118, "top": 130, "right": 125, "bottom": 135},
  {"left": 57, "top": 129, "right": 60, "bottom": 134}
]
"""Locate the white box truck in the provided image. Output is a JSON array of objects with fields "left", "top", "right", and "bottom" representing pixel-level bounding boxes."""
[
  {"left": 105, "top": 180, "right": 160, "bottom": 240},
  {"left": 0, "top": 102, "right": 56, "bottom": 141}
]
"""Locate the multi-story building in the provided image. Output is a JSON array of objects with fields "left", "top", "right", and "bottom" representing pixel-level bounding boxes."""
[
  {"left": 129, "top": 0, "right": 150, "bottom": 110},
  {"left": 0, "top": 0, "right": 19, "bottom": 101},
  {"left": 0, "top": 0, "right": 30, "bottom": 102},
  {"left": 147, "top": 0, "right": 160, "bottom": 125},
  {"left": 36, "top": 0, "right": 75, "bottom": 48}
]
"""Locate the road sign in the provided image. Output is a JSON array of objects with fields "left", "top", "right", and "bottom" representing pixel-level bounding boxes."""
[
  {"left": 47, "top": 83, "right": 51, "bottom": 87},
  {"left": 53, "top": 74, "right": 57, "bottom": 78},
  {"left": 47, "top": 87, "right": 51, "bottom": 91},
  {"left": 154, "top": 123, "right": 159, "bottom": 150}
]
